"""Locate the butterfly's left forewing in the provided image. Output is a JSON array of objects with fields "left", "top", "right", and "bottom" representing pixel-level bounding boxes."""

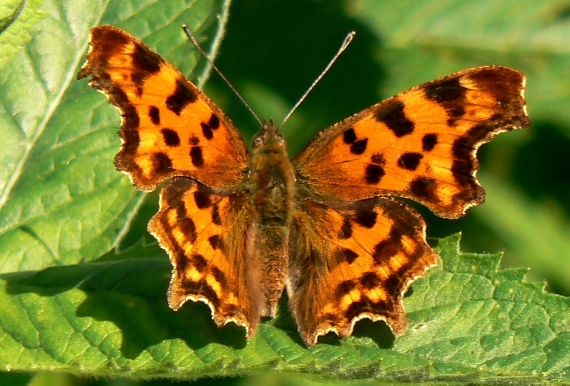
[{"left": 293, "top": 66, "right": 529, "bottom": 219}]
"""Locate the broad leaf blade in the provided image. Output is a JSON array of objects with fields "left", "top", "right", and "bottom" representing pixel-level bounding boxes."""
[
  {"left": 0, "top": 235, "right": 568, "bottom": 382},
  {"left": 399, "top": 235, "right": 570, "bottom": 381}
]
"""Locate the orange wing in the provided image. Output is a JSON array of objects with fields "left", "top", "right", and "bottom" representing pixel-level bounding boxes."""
[
  {"left": 148, "top": 177, "right": 262, "bottom": 337},
  {"left": 77, "top": 26, "right": 248, "bottom": 191},
  {"left": 293, "top": 66, "right": 529, "bottom": 218},
  {"left": 288, "top": 197, "right": 438, "bottom": 346}
]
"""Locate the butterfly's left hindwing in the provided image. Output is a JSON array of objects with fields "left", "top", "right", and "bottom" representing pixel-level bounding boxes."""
[{"left": 288, "top": 197, "right": 438, "bottom": 345}]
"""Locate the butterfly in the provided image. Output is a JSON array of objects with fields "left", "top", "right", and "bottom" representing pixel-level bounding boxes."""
[{"left": 77, "top": 25, "right": 529, "bottom": 346}]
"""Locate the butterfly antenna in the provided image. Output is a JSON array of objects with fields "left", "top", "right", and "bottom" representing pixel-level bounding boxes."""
[
  {"left": 280, "top": 31, "right": 356, "bottom": 127},
  {"left": 182, "top": 24, "right": 262, "bottom": 126}
]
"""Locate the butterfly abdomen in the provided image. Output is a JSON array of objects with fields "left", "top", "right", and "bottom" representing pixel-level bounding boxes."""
[{"left": 247, "top": 122, "right": 297, "bottom": 317}]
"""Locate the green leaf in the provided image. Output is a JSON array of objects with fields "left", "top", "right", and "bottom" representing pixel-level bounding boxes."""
[
  {"left": 0, "top": 0, "right": 230, "bottom": 272},
  {"left": 399, "top": 235, "right": 570, "bottom": 381},
  {"left": 0, "top": 0, "right": 46, "bottom": 68},
  {"left": 1, "top": 235, "right": 569, "bottom": 383}
]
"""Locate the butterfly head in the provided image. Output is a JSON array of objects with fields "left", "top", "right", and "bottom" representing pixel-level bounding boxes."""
[{"left": 251, "top": 119, "right": 287, "bottom": 156}]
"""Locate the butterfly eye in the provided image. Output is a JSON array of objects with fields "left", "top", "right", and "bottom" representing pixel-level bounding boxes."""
[
  {"left": 252, "top": 133, "right": 264, "bottom": 148},
  {"left": 276, "top": 134, "right": 286, "bottom": 146}
]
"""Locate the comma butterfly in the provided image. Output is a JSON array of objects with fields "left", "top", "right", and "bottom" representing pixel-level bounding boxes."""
[{"left": 77, "top": 26, "right": 529, "bottom": 346}]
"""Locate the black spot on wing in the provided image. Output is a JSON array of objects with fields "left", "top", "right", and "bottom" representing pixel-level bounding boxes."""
[
  {"left": 422, "top": 133, "right": 438, "bottom": 151},
  {"left": 409, "top": 177, "right": 438, "bottom": 204},
  {"left": 336, "top": 280, "right": 357, "bottom": 299},
  {"left": 161, "top": 128, "right": 180, "bottom": 146},
  {"left": 194, "top": 190, "right": 212, "bottom": 209},
  {"left": 343, "top": 128, "right": 357, "bottom": 144},
  {"left": 210, "top": 266, "right": 227, "bottom": 288},
  {"left": 201, "top": 122, "right": 213, "bottom": 139},
  {"left": 372, "top": 227, "right": 401, "bottom": 264},
  {"left": 371, "top": 153, "right": 385, "bottom": 165},
  {"left": 131, "top": 44, "right": 161, "bottom": 75},
  {"left": 375, "top": 100, "right": 414, "bottom": 137},
  {"left": 424, "top": 77, "right": 466, "bottom": 125},
  {"left": 149, "top": 106, "right": 160, "bottom": 125},
  {"left": 190, "top": 146, "right": 204, "bottom": 167},
  {"left": 398, "top": 152, "right": 423, "bottom": 171},
  {"left": 208, "top": 234, "right": 221, "bottom": 250},
  {"left": 351, "top": 139, "right": 368, "bottom": 155},
  {"left": 355, "top": 207, "right": 377, "bottom": 228},
  {"left": 340, "top": 248, "right": 359, "bottom": 264},
  {"left": 152, "top": 152, "right": 172, "bottom": 174},
  {"left": 360, "top": 272, "right": 381, "bottom": 290},
  {"left": 189, "top": 135, "right": 200, "bottom": 146},
  {"left": 179, "top": 218, "right": 197, "bottom": 243},
  {"left": 338, "top": 217, "right": 352, "bottom": 239},
  {"left": 191, "top": 253, "right": 208, "bottom": 272},
  {"left": 208, "top": 113, "right": 220, "bottom": 129},
  {"left": 425, "top": 77, "right": 465, "bottom": 102},
  {"left": 166, "top": 79, "right": 198, "bottom": 115},
  {"left": 365, "top": 164, "right": 384, "bottom": 184}
]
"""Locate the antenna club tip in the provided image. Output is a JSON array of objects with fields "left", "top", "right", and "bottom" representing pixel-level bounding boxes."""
[{"left": 343, "top": 31, "right": 356, "bottom": 46}]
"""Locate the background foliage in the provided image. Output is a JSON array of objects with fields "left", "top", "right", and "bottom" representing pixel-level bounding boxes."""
[{"left": 1, "top": 0, "right": 569, "bottom": 385}]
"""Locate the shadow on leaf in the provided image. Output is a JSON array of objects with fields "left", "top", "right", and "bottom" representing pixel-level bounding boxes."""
[
  {"left": 2, "top": 258, "right": 249, "bottom": 359},
  {"left": 2, "top": 256, "right": 400, "bottom": 357}
]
